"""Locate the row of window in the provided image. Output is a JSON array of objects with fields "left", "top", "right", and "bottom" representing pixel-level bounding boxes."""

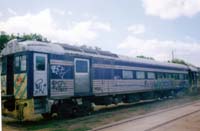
[
  {"left": 15, "top": 55, "right": 46, "bottom": 72},
  {"left": 1, "top": 55, "right": 28, "bottom": 74},
  {"left": 122, "top": 70, "right": 188, "bottom": 80}
]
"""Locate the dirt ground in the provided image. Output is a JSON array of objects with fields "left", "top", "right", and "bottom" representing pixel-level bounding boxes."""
[
  {"left": 152, "top": 111, "right": 200, "bottom": 131},
  {"left": 98, "top": 99, "right": 200, "bottom": 131},
  {"left": 2, "top": 94, "right": 200, "bottom": 131}
]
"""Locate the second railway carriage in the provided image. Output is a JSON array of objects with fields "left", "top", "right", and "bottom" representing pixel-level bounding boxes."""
[{"left": 1, "top": 39, "right": 193, "bottom": 120}]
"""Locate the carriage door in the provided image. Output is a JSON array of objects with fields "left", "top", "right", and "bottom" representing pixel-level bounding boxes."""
[
  {"left": 74, "top": 58, "right": 90, "bottom": 94},
  {"left": 33, "top": 53, "right": 48, "bottom": 96}
]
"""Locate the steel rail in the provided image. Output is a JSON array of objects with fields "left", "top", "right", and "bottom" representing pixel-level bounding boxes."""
[{"left": 91, "top": 100, "right": 200, "bottom": 131}]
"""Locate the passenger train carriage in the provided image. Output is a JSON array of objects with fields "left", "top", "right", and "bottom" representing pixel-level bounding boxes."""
[{"left": 1, "top": 39, "right": 199, "bottom": 120}]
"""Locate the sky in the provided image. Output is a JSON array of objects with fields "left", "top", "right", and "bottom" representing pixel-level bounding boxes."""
[{"left": 0, "top": 0, "right": 200, "bottom": 66}]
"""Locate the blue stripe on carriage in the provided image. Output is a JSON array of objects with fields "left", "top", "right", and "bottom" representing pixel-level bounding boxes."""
[{"left": 50, "top": 54, "right": 74, "bottom": 61}]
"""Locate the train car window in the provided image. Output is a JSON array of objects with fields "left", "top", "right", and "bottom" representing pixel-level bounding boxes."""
[
  {"left": 1, "top": 58, "right": 7, "bottom": 74},
  {"left": 20, "top": 55, "right": 26, "bottom": 71},
  {"left": 184, "top": 74, "right": 189, "bottom": 80},
  {"left": 179, "top": 74, "right": 184, "bottom": 80},
  {"left": 177, "top": 74, "right": 179, "bottom": 79},
  {"left": 123, "top": 70, "right": 133, "bottom": 79},
  {"left": 15, "top": 56, "right": 20, "bottom": 72},
  {"left": 76, "top": 60, "right": 88, "bottom": 73},
  {"left": 15, "top": 55, "right": 27, "bottom": 72},
  {"left": 163, "top": 73, "right": 167, "bottom": 78},
  {"left": 169, "top": 74, "right": 173, "bottom": 79},
  {"left": 136, "top": 71, "right": 145, "bottom": 79},
  {"left": 147, "top": 72, "right": 155, "bottom": 79},
  {"left": 172, "top": 74, "right": 174, "bottom": 79},
  {"left": 170, "top": 73, "right": 174, "bottom": 79},
  {"left": 157, "top": 73, "right": 163, "bottom": 79},
  {"left": 36, "top": 56, "right": 45, "bottom": 71},
  {"left": 114, "top": 69, "right": 122, "bottom": 79},
  {"left": 173, "top": 74, "right": 179, "bottom": 80},
  {"left": 165, "top": 73, "right": 170, "bottom": 79}
]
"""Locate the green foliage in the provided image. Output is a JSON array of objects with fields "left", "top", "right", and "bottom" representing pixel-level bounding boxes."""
[
  {"left": 0, "top": 31, "right": 10, "bottom": 51},
  {"left": 137, "top": 55, "right": 155, "bottom": 60},
  {"left": 0, "top": 31, "right": 49, "bottom": 52},
  {"left": 21, "top": 33, "right": 49, "bottom": 42},
  {"left": 170, "top": 58, "right": 188, "bottom": 65}
]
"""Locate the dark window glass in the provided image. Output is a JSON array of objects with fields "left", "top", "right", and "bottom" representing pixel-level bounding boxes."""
[
  {"left": 185, "top": 74, "right": 189, "bottom": 80},
  {"left": 157, "top": 73, "right": 163, "bottom": 79},
  {"left": 76, "top": 60, "right": 88, "bottom": 73},
  {"left": 36, "top": 56, "right": 45, "bottom": 71},
  {"left": 163, "top": 73, "right": 166, "bottom": 78},
  {"left": 114, "top": 69, "right": 122, "bottom": 79},
  {"left": 14, "top": 55, "right": 27, "bottom": 72},
  {"left": 20, "top": 55, "right": 26, "bottom": 71},
  {"left": 1, "top": 58, "right": 7, "bottom": 74},
  {"left": 179, "top": 74, "right": 184, "bottom": 80},
  {"left": 171, "top": 74, "right": 179, "bottom": 80},
  {"left": 15, "top": 56, "right": 20, "bottom": 72},
  {"left": 170, "top": 73, "right": 174, "bottom": 79},
  {"left": 166, "top": 73, "right": 171, "bottom": 79}
]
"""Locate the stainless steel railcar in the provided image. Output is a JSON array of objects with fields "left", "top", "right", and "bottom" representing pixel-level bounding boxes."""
[{"left": 1, "top": 39, "right": 198, "bottom": 120}]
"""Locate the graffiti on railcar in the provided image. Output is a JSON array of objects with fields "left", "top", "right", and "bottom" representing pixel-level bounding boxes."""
[
  {"left": 34, "top": 78, "right": 47, "bottom": 95},
  {"left": 154, "top": 80, "right": 173, "bottom": 89},
  {"left": 145, "top": 80, "right": 156, "bottom": 88},
  {"left": 51, "top": 65, "right": 68, "bottom": 79},
  {"left": 51, "top": 80, "right": 68, "bottom": 92}
]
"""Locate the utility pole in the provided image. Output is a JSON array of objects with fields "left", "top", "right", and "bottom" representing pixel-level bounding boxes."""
[{"left": 172, "top": 50, "right": 175, "bottom": 61}]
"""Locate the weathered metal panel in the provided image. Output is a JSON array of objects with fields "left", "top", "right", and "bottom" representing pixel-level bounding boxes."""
[
  {"left": 50, "top": 79, "right": 74, "bottom": 97},
  {"left": 49, "top": 57, "right": 74, "bottom": 98},
  {"left": 92, "top": 79, "right": 189, "bottom": 95},
  {"left": 33, "top": 53, "right": 48, "bottom": 96},
  {"left": 14, "top": 73, "right": 27, "bottom": 99},
  {"left": 74, "top": 58, "right": 90, "bottom": 94}
]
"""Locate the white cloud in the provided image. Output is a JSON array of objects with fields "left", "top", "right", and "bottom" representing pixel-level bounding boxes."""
[
  {"left": 62, "top": 21, "right": 111, "bottom": 43},
  {"left": 93, "top": 22, "right": 111, "bottom": 32},
  {"left": 0, "top": 12, "right": 2, "bottom": 17},
  {"left": 143, "top": 0, "right": 200, "bottom": 19},
  {"left": 128, "top": 24, "right": 145, "bottom": 34},
  {"left": 118, "top": 35, "right": 200, "bottom": 66},
  {"left": 0, "top": 9, "right": 111, "bottom": 44},
  {"left": 52, "top": 9, "right": 66, "bottom": 15},
  {"left": 7, "top": 8, "right": 17, "bottom": 15},
  {"left": 67, "top": 11, "right": 73, "bottom": 15}
]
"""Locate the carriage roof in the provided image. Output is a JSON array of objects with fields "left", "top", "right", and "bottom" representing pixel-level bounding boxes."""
[{"left": 1, "top": 39, "right": 192, "bottom": 70}]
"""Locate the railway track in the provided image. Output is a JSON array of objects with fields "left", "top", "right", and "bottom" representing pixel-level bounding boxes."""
[
  {"left": 145, "top": 109, "right": 200, "bottom": 131},
  {"left": 91, "top": 100, "right": 200, "bottom": 131}
]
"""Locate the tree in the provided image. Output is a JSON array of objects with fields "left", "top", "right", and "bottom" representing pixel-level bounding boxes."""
[
  {"left": 136, "top": 55, "right": 155, "bottom": 60},
  {"left": 21, "top": 33, "right": 49, "bottom": 42},
  {"left": 0, "top": 31, "right": 10, "bottom": 51},
  {"left": 170, "top": 58, "right": 188, "bottom": 65}
]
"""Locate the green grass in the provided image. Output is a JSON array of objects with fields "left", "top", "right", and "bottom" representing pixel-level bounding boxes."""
[{"left": 52, "top": 127, "right": 91, "bottom": 131}]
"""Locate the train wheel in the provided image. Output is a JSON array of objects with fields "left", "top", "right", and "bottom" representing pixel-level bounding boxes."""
[
  {"left": 170, "top": 90, "right": 177, "bottom": 98},
  {"left": 57, "top": 103, "right": 72, "bottom": 119},
  {"left": 72, "top": 101, "right": 93, "bottom": 117},
  {"left": 72, "top": 107, "right": 80, "bottom": 117},
  {"left": 42, "top": 113, "right": 52, "bottom": 119}
]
